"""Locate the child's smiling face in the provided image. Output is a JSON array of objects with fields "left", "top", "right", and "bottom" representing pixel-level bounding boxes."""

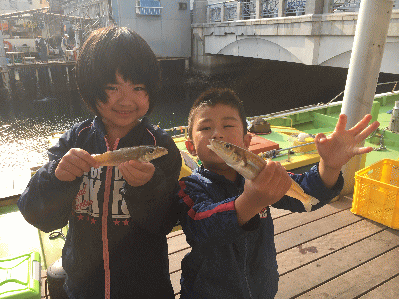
[
  {"left": 186, "top": 103, "right": 251, "bottom": 175},
  {"left": 97, "top": 72, "right": 149, "bottom": 139}
]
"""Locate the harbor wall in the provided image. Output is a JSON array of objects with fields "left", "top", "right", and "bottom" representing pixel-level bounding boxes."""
[
  {"left": 0, "top": 58, "right": 189, "bottom": 119},
  {"left": 0, "top": 63, "right": 80, "bottom": 119}
]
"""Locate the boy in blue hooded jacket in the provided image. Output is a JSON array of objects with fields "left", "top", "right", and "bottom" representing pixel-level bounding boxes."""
[{"left": 176, "top": 87, "right": 379, "bottom": 298}]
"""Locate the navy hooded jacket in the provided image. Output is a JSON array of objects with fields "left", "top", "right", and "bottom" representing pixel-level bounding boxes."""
[
  {"left": 177, "top": 164, "right": 344, "bottom": 299},
  {"left": 18, "top": 117, "right": 181, "bottom": 299}
]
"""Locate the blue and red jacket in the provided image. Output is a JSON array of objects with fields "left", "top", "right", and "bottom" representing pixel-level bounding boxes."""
[
  {"left": 177, "top": 164, "right": 344, "bottom": 299},
  {"left": 18, "top": 117, "right": 181, "bottom": 299}
]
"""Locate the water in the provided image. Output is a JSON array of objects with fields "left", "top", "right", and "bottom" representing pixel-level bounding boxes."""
[{"left": 1, "top": 58, "right": 399, "bottom": 173}]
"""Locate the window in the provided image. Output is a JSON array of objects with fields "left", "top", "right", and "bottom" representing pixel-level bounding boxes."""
[
  {"left": 136, "top": 0, "right": 162, "bottom": 15},
  {"left": 179, "top": 2, "right": 187, "bottom": 10}
]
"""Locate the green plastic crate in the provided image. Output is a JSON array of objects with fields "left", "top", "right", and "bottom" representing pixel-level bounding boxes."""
[{"left": 0, "top": 252, "right": 41, "bottom": 299}]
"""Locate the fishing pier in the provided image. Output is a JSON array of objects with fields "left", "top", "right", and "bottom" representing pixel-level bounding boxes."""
[{"left": 164, "top": 196, "right": 399, "bottom": 298}]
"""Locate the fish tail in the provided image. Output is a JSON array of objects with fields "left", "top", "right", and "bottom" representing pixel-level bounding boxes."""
[
  {"left": 309, "top": 195, "right": 320, "bottom": 206},
  {"left": 300, "top": 195, "right": 320, "bottom": 212},
  {"left": 301, "top": 200, "right": 313, "bottom": 212},
  {"left": 288, "top": 179, "right": 320, "bottom": 212}
]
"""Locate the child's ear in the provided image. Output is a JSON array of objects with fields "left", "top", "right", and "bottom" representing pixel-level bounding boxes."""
[
  {"left": 243, "top": 133, "right": 252, "bottom": 149},
  {"left": 185, "top": 140, "right": 197, "bottom": 156}
]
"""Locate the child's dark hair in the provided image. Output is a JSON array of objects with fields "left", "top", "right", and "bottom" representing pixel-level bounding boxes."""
[
  {"left": 187, "top": 88, "right": 247, "bottom": 139},
  {"left": 76, "top": 26, "right": 161, "bottom": 115}
]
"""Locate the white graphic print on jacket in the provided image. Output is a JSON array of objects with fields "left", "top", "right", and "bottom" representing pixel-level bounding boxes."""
[{"left": 73, "top": 166, "right": 130, "bottom": 224}]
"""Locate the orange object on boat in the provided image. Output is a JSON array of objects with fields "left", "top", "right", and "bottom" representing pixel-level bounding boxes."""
[{"left": 248, "top": 133, "right": 279, "bottom": 154}]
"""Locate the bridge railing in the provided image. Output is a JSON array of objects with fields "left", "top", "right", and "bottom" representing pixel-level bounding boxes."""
[
  {"left": 206, "top": 0, "right": 399, "bottom": 22},
  {"left": 333, "top": 0, "right": 360, "bottom": 12},
  {"left": 261, "top": 0, "right": 279, "bottom": 18},
  {"left": 207, "top": 0, "right": 307, "bottom": 22}
]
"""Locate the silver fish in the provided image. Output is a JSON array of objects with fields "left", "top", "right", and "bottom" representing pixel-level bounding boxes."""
[
  {"left": 207, "top": 139, "right": 319, "bottom": 212},
  {"left": 92, "top": 146, "right": 168, "bottom": 166}
]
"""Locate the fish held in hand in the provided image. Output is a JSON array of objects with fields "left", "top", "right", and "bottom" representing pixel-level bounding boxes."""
[
  {"left": 207, "top": 139, "right": 319, "bottom": 212},
  {"left": 92, "top": 146, "right": 168, "bottom": 166}
]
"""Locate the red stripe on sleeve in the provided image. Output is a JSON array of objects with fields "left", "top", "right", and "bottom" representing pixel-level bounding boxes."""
[{"left": 178, "top": 181, "right": 235, "bottom": 221}]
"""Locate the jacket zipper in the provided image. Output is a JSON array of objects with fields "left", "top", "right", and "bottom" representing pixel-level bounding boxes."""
[
  {"left": 244, "top": 237, "right": 254, "bottom": 299},
  {"left": 102, "top": 138, "right": 120, "bottom": 299}
]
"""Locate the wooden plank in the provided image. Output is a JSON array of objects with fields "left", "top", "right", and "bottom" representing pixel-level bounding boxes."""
[
  {"left": 168, "top": 232, "right": 190, "bottom": 255},
  {"left": 41, "top": 270, "right": 50, "bottom": 298},
  {"left": 0, "top": 196, "right": 18, "bottom": 207},
  {"left": 359, "top": 275, "right": 399, "bottom": 299},
  {"left": 167, "top": 229, "right": 184, "bottom": 239},
  {"left": 275, "top": 229, "right": 399, "bottom": 298},
  {"left": 171, "top": 270, "right": 182, "bottom": 295},
  {"left": 296, "top": 247, "right": 399, "bottom": 298},
  {"left": 270, "top": 206, "right": 292, "bottom": 218},
  {"left": 273, "top": 196, "right": 353, "bottom": 235},
  {"left": 274, "top": 209, "right": 362, "bottom": 253},
  {"left": 169, "top": 248, "right": 190, "bottom": 273},
  {"left": 276, "top": 219, "right": 387, "bottom": 275},
  {"left": 167, "top": 197, "right": 354, "bottom": 255}
]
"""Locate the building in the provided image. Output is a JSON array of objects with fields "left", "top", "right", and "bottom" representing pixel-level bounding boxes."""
[
  {"left": 61, "top": 0, "right": 191, "bottom": 58},
  {"left": 0, "top": 0, "right": 49, "bottom": 14}
]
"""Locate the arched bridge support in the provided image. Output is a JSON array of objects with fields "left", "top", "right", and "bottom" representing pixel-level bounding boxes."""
[{"left": 192, "top": 11, "right": 399, "bottom": 74}]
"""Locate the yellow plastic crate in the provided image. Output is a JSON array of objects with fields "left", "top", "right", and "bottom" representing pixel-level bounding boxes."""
[{"left": 351, "top": 159, "right": 399, "bottom": 229}]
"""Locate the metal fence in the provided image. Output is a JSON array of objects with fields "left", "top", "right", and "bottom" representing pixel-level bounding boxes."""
[
  {"left": 207, "top": 0, "right": 399, "bottom": 22},
  {"left": 207, "top": 0, "right": 307, "bottom": 22}
]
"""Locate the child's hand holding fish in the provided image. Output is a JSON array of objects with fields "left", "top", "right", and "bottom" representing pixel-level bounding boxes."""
[
  {"left": 56, "top": 146, "right": 168, "bottom": 184},
  {"left": 55, "top": 148, "right": 99, "bottom": 182},
  {"left": 208, "top": 139, "right": 319, "bottom": 212},
  {"left": 236, "top": 159, "right": 292, "bottom": 222},
  {"left": 118, "top": 160, "right": 155, "bottom": 187}
]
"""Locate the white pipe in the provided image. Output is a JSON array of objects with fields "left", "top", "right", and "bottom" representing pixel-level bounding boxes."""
[
  {"left": 340, "top": 0, "right": 394, "bottom": 196},
  {"left": 0, "top": 30, "right": 7, "bottom": 68}
]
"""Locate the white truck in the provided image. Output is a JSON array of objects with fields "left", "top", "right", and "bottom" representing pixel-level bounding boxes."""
[
  {"left": 3, "top": 37, "right": 37, "bottom": 54},
  {"left": 3, "top": 37, "right": 60, "bottom": 58}
]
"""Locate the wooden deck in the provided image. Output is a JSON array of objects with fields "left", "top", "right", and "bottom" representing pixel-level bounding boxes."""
[
  {"left": 166, "top": 196, "right": 399, "bottom": 298},
  {"left": 4, "top": 194, "right": 399, "bottom": 298},
  {"left": 14, "top": 195, "right": 399, "bottom": 298}
]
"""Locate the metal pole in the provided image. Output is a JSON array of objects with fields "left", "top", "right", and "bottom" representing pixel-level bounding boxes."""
[
  {"left": 0, "top": 29, "right": 7, "bottom": 67},
  {"left": 340, "top": 0, "right": 394, "bottom": 196}
]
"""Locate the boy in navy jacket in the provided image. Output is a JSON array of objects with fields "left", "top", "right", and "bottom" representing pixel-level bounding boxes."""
[{"left": 176, "top": 88, "right": 379, "bottom": 298}]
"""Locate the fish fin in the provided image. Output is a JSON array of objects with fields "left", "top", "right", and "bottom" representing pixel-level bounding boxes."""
[
  {"left": 247, "top": 160, "right": 263, "bottom": 174},
  {"left": 309, "top": 196, "right": 320, "bottom": 206},
  {"left": 287, "top": 179, "right": 320, "bottom": 212},
  {"left": 241, "top": 151, "right": 247, "bottom": 166},
  {"left": 301, "top": 195, "right": 320, "bottom": 212},
  {"left": 302, "top": 201, "right": 313, "bottom": 212}
]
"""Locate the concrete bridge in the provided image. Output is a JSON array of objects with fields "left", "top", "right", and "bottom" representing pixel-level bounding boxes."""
[{"left": 191, "top": 0, "right": 399, "bottom": 74}]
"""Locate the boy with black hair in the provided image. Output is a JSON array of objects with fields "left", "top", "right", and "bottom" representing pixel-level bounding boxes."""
[{"left": 177, "top": 87, "right": 379, "bottom": 298}]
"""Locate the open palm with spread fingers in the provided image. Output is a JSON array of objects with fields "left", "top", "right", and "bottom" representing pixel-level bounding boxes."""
[{"left": 314, "top": 114, "right": 380, "bottom": 171}]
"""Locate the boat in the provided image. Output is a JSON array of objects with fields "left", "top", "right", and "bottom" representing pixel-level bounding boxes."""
[{"left": 173, "top": 87, "right": 399, "bottom": 177}]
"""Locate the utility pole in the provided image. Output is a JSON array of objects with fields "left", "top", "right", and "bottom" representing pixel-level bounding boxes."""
[{"left": 340, "top": 0, "right": 394, "bottom": 196}]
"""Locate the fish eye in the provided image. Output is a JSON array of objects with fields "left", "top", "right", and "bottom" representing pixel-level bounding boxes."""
[
  {"left": 224, "top": 144, "right": 231, "bottom": 149},
  {"left": 149, "top": 149, "right": 154, "bottom": 154}
]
